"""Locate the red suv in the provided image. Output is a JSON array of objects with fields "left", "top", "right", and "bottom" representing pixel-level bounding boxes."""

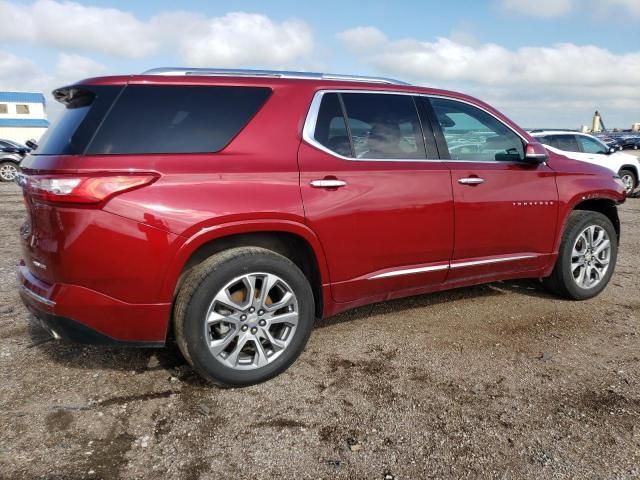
[{"left": 17, "top": 68, "right": 625, "bottom": 386}]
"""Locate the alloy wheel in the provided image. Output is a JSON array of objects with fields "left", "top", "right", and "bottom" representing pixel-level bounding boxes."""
[
  {"left": 204, "top": 272, "right": 299, "bottom": 370},
  {"left": 0, "top": 163, "right": 18, "bottom": 182},
  {"left": 620, "top": 174, "right": 635, "bottom": 194},
  {"left": 571, "top": 225, "right": 611, "bottom": 289}
]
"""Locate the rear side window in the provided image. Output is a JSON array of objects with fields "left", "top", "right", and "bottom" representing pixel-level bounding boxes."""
[
  {"left": 36, "top": 85, "right": 270, "bottom": 155},
  {"left": 87, "top": 86, "right": 271, "bottom": 154},
  {"left": 547, "top": 134, "right": 580, "bottom": 152},
  {"left": 311, "top": 92, "right": 429, "bottom": 160},
  {"left": 342, "top": 93, "right": 427, "bottom": 160},
  {"left": 313, "top": 93, "right": 353, "bottom": 157}
]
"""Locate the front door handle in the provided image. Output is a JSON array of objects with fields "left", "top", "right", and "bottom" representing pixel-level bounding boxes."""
[
  {"left": 310, "top": 179, "right": 347, "bottom": 188},
  {"left": 458, "top": 177, "right": 485, "bottom": 185}
]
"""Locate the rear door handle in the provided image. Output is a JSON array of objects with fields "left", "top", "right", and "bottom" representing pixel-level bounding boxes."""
[
  {"left": 458, "top": 177, "right": 485, "bottom": 185},
  {"left": 310, "top": 179, "right": 347, "bottom": 188}
]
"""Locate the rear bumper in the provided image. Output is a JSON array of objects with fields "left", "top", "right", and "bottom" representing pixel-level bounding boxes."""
[{"left": 19, "top": 265, "right": 170, "bottom": 345}]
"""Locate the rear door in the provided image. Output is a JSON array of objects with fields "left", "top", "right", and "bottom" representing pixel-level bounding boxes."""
[
  {"left": 298, "top": 91, "right": 454, "bottom": 303},
  {"left": 424, "top": 96, "right": 558, "bottom": 281}
]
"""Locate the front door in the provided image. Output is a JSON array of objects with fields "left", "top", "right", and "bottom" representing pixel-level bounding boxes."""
[
  {"left": 425, "top": 97, "right": 558, "bottom": 281},
  {"left": 298, "top": 91, "right": 454, "bottom": 303}
]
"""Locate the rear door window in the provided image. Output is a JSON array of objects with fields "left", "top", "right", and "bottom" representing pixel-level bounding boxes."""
[
  {"left": 87, "top": 86, "right": 271, "bottom": 154},
  {"left": 547, "top": 134, "right": 580, "bottom": 152},
  {"left": 312, "top": 93, "right": 353, "bottom": 157},
  {"left": 341, "top": 93, "right": 427, "bottom": 160}
]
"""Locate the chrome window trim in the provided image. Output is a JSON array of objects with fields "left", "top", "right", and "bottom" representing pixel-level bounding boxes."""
[
  {"left": 302, "top": 89, "right": 530, "bottom": 164},
  {"left": 21, "top": 285, "right": 56, "bottom": 307},
  {"left": 366, "top": 254, "right": 538, "bottom": 280}
]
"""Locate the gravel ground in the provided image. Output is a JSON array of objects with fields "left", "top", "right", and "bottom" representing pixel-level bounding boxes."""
[{"left": 0, "top": 163, "right": 639, "bottom": 479}]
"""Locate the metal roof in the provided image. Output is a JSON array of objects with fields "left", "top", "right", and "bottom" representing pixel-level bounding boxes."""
[
  {"left": 142, "top": 68, "right": 411, "bottom": 86},
  {"left": 0, "top": 92, "right": 46, "bottom": 104},
  {"left": 0, "top": 118, "right": 50, "bottom": 128}
]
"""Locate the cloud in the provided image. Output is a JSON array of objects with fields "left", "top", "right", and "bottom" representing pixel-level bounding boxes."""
[
  {"left": 497, "top": 0, "right": 640, "bottom": 17},
  {"left": 498, "top": 0, "right": 574, "bottom": 17},
  {"left": 175, "top": 12, "right": 314, "bottom": 67},
  {"left": 0, "top": 0, "right": 155, "bottom": 57},
  {"left": 337, "top": 27, "right": 640, "bottom": 127},
  {"left": 336, "top": 27, "right": 387, "bottom": 50},
  {"left": 0, "top": 1, "right": 315, "bottom": 66}
]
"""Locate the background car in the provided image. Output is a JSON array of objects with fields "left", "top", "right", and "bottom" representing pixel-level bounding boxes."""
[
  {"left": 0, "top": 139, "right": 29, "bottom": 182},
  {"left": 531, "top": 130, "right": 640, "bottom": 194},
  {"left": 598, "top": 135, "right": 624, "bottom": 151}
]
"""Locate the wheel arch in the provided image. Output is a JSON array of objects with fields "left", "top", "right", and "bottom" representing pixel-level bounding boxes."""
[
  {"left": 571, "top": 198, "right": 620, "bottom": 243},
  {"left": 619, "top": 164, "right": 639, "bottom": 186},
  {"left": 163, "top": 221, "right": 330, "bottom": 321}
]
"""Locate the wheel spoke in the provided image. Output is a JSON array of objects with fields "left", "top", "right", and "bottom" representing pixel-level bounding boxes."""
[
  {"left": 214, "top": 288, "right": 246, "bottom": 311},
  {"left": 265, "top": 291, "right": 294, "bottom": 312},
  {"left": 268, "top": 311, "right": 298, "bottom": 327},
  {"left": 592, "top": 228, "right": 605, "bottom": 247},
  {"left": 586, "top": 226, "right": 595, "bottom": 247},
  {"left": 594, "top": 239, "right": 610, "bottom": 256},
  {"left": 207, "top": 310, "right": 239, "bottom": 326},
  {"left": 209, "top": 331, "right": 237, "bottom": 356},
  {"left": 258, "top": 273, "right": 279, "bottom": 309},
  {"left": 252, "top": 339, "right": 270, "bottom": 367},
  {"left": 261, "top": 327, "right": 287, "bottom": 350},
  {"left": 575, "top": 265, "right": 586, "bottom": 287},
  {"left": 225, "top": 333, "right": 250, "bottom": 367}
]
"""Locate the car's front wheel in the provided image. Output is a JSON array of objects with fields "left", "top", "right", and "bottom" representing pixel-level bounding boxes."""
[
  {"left": 543, "top": 210, "right": 617, "bottom": 300},
  {"left": 174, "top": 247, "right": 315, "bottom": 387},
  {"left": 618, "top": 168, "right": 637, "bottom": 195},
  {"left": 0, "top": 161, "right": 18, "bottom": 182}
]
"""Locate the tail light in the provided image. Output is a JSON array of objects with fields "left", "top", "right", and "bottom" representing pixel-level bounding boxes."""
[{"left": 25, "top": 173, "right": 158, "bottom": 205}]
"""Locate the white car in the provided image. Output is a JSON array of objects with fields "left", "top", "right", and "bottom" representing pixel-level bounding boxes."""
[{"left": 530, "top": 130, "right": 640, "bottom": 194}]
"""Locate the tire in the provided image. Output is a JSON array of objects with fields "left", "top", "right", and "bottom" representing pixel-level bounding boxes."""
[
  {"left": 0, "top": 161, "right": 18, "bottom": 182},
  {"left": 618, "top": 168, "right": 637, "bottom": 195},
  {"left": 174, "top": 247, "right": 315, "bottom": 387},
  {"left": 543, "top": 211, "right": 617, "bottom": 300}
]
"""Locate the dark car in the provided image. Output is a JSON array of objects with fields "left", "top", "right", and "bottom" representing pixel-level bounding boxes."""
[
  {"left": 0, "top": 140, "right": 29, "bottom": 182},
  {"left": 599, "top": 135, "right": 624, "bottom": 151},
  {"left": 17, "top": 68, "right": 626, "bottom": 386},
  {"left": 620, "top": 136, "right": 640, "bottom": 150}
]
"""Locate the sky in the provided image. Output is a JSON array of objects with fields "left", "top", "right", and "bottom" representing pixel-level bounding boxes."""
[{"left": 0, "top": 0, "right": 638, "bottom": 128}]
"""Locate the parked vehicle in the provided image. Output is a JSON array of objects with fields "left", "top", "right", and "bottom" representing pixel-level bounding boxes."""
[
  {"left": 620, "top": 136, "right": 640, "bottom": 150},
  {"left": 17, "top": 69, "right": 626, "bottom": 386},
  {"left": 598, "top": 135, "right": 624, "bottom": 151},
  {"left": 0, "top": 139, "right": 29, "bottom": 182},
  {"left": 531, "top": 130, "right": 640, "bottom": 194}
]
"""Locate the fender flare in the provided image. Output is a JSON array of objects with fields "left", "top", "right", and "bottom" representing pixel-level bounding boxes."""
[
  {"left": 160, "top": 218, "right": 331, "bottom": 300},
  {"left": 552, "top": 190, "right": 623, "bottom": 254}
]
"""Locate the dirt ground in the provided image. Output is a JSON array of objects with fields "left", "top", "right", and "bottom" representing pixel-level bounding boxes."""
[{"left": 0, "top": 166, "right": 638, "bottom": 480}]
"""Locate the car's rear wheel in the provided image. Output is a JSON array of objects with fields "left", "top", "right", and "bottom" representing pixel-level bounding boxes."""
[
  {"left": 543, "top": 211, "right": 617, "bottom": 300},
  {"left": 619, "top": 169, "right": 637, "bottom": 195},
  {"left": 174, "top": 247, "right": 315, "bottom": 387},
  {"left": 0, "top": 161, "right": 18, "bottom": 182}
]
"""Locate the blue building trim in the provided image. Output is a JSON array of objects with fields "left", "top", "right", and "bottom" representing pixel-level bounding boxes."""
[
  {"left": 0, "top": 92, "right": 46, "bottom": 104},
  {"left": 0, "top": 118, "right": 50, "bottom": 127}
]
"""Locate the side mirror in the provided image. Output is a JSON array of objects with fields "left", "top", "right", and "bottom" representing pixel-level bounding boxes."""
[
  {"left": 524, "top": 142, "right": 548, "bottom": 164},
  {"left": 25, "top": 139, "right": 38, "bottom": 150}
]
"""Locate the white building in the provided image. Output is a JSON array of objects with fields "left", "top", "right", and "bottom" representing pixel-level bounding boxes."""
[{"left": 0, "top": 91, "right": 49, "bottom": 144}]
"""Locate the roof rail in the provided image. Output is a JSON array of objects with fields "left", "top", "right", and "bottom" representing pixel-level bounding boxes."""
[{"left": 141, "top": 68, "right": 411, "bottom": 86}]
